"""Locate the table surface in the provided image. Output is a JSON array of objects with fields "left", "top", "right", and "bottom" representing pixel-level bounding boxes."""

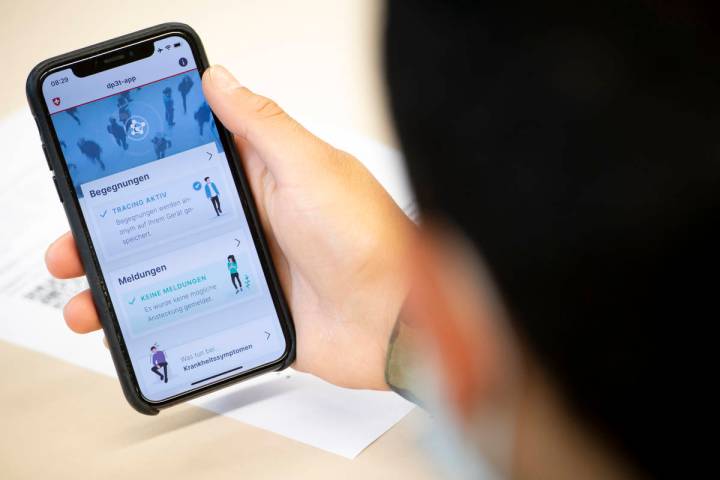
[{"left": 0, "top": 1, "right": 439, "bottom": 478}]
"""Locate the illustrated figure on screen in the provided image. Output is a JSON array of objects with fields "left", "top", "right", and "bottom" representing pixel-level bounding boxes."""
[
  {"left": 65, "top": 107, "right": 81, "bottom": 125},
  {"left": 162, "top": 87, "right": 175, "bottom": 127},
  {"left": 117, "top": 94, "right": 131, "bottom": 129},
  {"left": 178, "top": 75, "right": 194, "bottom": 114},
  {"left": 209, "top": 117, "right": 220, "bottom": 145},
  {"left": 77, "top": 138, "right": 105, "bottom": 170},
  {"left": 62, "top": 140, "right": 76, "bottom": 171},
  {"left": 107, "top": 117, "right": 128, "bottom": 151},
  {"left": 204, "top": 176, "right": 221, "bottom": 216},
  {"left": 151, "top": 134, "right": 172, "bottom": 159},
  {"left": 227, "top": 255, "right": 243, "bottom": 294},
  {"left": 119, "top": 91, "right": 133, "bottom": 104},
  {"left": 194, "top": 102, "right": 211, "bottom": 136},
  {"left": 150, "top": 346, "right": 169, "bottom": 383}
]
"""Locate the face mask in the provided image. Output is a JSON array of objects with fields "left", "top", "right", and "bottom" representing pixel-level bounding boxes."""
[
  {"left": 408, "top": 358, "right": 516, "bottom": 480},
  {"left": 396, "top": 225, "right": 520, "bottom": 478}
]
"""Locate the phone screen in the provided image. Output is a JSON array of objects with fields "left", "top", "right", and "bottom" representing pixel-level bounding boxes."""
[{"left": 40, "top": 34, "right": 288, "bottom": 402}]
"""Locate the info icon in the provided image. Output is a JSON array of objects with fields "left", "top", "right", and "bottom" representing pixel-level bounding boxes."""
[{"left": 178, "top": 57, "right": 188, "bottom": 67}]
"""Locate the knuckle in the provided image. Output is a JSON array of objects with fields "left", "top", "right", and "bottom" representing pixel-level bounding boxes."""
[{"left": 247, "top": 94, "right": 285, "bottom": 121}]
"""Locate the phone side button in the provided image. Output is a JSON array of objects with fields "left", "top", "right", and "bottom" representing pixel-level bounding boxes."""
[
  {"left": 52, "top": 175, "right": 63, "bottom": 203},
  {"left": 41, "top": 143, "right": 53, "bottom": 170}
]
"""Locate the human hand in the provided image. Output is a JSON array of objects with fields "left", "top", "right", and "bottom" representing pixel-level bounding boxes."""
[{"left": 46, "top": 65, "right": 414, "bottom": 390}]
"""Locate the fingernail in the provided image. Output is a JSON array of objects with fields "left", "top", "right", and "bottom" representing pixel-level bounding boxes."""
[{"left": 208, "top": 65, "right": 241, "bottom": 91}]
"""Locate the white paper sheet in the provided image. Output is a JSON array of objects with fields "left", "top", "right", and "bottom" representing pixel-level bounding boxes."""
[{"left": 0, "top": 109, "right": 416, "bottom": 459}]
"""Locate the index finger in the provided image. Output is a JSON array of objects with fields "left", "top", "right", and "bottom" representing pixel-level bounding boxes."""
[{"left": 45, "top": 231, "right": 85, "bottom": 279}]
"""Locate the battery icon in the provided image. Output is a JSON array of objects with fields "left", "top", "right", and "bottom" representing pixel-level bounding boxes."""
[{"left": 173, "top": 42, "right": 181, "bottom": 48}]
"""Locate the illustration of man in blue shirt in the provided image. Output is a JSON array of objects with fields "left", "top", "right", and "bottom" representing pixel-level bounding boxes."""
[
  {"left": 204, "top": 176, "right": 222, "bottom": 216},
  {"left": 150, "top": 346, "right": 169, "bottom": 383}
]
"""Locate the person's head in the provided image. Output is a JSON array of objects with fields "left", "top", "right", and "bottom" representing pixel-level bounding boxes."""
[
  {"left": 228, "top": 255, "right": 236, "bottom": 263},
  {"left": 204, "top": 176, "right": 210, "bottom": 183},
  {"left": 386, "top": 0, "right": 711, "bottom": 477},
  {"left": 150, "top": 346, "right": 157, "bottom": 352}
]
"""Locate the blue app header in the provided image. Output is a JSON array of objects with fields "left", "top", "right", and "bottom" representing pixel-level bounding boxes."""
[{"left": 50, "top": 69, "right": 224, "bottom": 197}]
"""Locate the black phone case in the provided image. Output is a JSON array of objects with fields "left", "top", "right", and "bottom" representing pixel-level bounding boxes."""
[{"left": 26, "top": 22, "right": 296, "bottom": 415}]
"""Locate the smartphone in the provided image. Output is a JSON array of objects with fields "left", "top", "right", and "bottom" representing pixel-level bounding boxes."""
[{"left": 26, "top": 23, "right": 295, "bottom": 414}]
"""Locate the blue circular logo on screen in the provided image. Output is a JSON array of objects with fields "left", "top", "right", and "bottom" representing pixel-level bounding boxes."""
[
  {"left": 125, "top": 115, "right": 150, "bottom": 141},
  {"left": 192, "top": 181, "right": 202, "bottom": 191}
]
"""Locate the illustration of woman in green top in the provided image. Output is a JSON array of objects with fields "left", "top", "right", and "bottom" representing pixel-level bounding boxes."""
[{"left": 227, "top": 255, "right": 242, "bottom": 294}]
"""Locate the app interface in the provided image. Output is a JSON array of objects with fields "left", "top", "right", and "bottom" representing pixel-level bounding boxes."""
[{"left": 42, "top": 36, "right": 287, "bottom": 402}]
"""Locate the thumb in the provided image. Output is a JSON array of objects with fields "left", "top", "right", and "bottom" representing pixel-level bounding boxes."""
[{"left": 202, "top": 65, "right": 336, "bottom": 183}]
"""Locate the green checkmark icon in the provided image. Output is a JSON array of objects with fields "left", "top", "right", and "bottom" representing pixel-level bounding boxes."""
[
  {"left": 100, "top": 209, "right": 108, "bottom": 218},
  {"left": 129, "top": 297, "right": 136, "bottom": 305}
]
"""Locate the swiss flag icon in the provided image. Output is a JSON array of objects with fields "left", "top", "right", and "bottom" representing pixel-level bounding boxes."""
[{"left": 52, "top": 97, "right": 61, "bottom": 106}]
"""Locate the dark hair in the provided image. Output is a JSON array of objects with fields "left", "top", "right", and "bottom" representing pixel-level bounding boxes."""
[
  {"left": 228, "top": 255, "right": 236, "bottom": 262},
  {"left": 204, "top": 176, "right": 210, "bottom": 181},
  {"left": 150, "top": 346, "right": 157, "bottom": 351},
  {"left": 386, "top": 0, "right": 714, "bottom": 476}
]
